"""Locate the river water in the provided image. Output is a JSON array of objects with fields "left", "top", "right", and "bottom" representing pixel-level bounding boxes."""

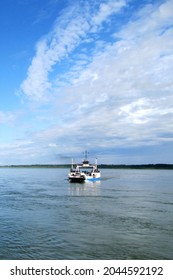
[{"left": 0, "top": 167, "right": 172, "bottom": 259}]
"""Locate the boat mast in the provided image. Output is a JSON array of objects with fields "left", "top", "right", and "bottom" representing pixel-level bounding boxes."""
[
  {"left": 83, "top": 150, "right": 89, "bottom": 165},
  {"left": 95, "top": 157, "right": 98, "bottom": 169}
]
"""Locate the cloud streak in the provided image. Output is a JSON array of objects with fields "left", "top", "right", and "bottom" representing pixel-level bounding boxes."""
[
  {"left": 0, "top": 111, "right": 20, "bottom": 124},
  {"left": 20, "top": 0, "right": 127, "bottom": 101},
  {"left": 12, "top": 0, "right": 173, "bottom": 164}
]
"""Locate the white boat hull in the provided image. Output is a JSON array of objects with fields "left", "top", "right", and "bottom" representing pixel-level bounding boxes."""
[{"left": 68, "top": 172, "right": 101, "bottom": 183}]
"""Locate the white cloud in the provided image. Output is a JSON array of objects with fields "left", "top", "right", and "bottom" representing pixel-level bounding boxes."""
[
  {"left": 156, "top": 0, "right": 173, "bottom": 21},
  {"left": 19, "top": 1, "right": 127, "bottom": 102},
  {"left": 54, "top": 0, "right": 173, "bottom": 147},
  {"left": 48, "top": 143, "right": 57, "bottom": 148},
  {"left": 20, "top": 6, "right": 90, "bottom": 101},
  {"left": 117, "top": 0, "right": 173, "bottom": 40},
  {"left": 0, "top": 111, "right": 19, "bottom": 124},
  {"left": 92, "top": 0, "right": 126, "bottom": 26},
  {"left": 13, "top": 0, "right": 173, "bottom": 164}
]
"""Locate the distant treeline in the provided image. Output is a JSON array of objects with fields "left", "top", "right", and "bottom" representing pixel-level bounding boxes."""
[
  {"left": 0, "top": 164, "right": 173, "bottom": 169},
  {"left": 0, "top": 164, "right": 70, "bottom": 168},
  {"left": 99, "top": 164, "right": 173, "bottom": 169}
]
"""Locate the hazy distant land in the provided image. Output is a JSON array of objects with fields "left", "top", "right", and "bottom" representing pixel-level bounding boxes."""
[{"left": 0, "top": 164, "right": 173, "bottom": 169}]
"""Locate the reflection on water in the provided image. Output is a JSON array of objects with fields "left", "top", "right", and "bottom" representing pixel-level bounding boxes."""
[{"left": 68, "top": 180, "right": 101, "bottom": 196}]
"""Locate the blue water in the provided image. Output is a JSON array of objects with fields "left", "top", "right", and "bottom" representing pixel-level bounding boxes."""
[{"left": 0, "top": 167, "right": 173, "bottom": 259}]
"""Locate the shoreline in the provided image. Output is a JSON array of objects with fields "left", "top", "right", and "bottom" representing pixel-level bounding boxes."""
[{"left": 0, "top": 163, "right": 173, "bottom": 169}]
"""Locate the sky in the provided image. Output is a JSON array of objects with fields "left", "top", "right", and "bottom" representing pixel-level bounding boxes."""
[{"left": 0, "top": 0, "right": 173, "bottom": 165}]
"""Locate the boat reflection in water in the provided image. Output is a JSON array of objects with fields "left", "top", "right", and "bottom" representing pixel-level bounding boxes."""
[{"left": 68, "top": 180, "right": 101, "bottom": 197}]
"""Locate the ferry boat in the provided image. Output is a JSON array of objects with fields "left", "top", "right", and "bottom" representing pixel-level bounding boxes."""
[{"left": 68, "top": 152, "right": 101, "bottom": 183}]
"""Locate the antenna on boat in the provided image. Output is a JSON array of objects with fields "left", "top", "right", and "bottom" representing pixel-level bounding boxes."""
[
  {"left": 83, "top": 150, "right": 89, "bottom": 164},
  {"left": 71, "top": 158, "right": 74, "bottom": 170},
  {"left": 95, "top": 157, "right": 98, "bottom": 168}
]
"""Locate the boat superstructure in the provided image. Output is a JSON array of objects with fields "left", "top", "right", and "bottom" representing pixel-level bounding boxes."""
[{"left": 68, "top": 152, "right": 101, "bottom": 183}]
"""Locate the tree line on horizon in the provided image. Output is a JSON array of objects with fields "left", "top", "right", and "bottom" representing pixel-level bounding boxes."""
[{"left": 0, "top": 163, "right": 173, "bottom": 169}]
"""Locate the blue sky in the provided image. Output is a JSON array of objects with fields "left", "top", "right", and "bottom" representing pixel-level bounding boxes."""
[{"left": 0, "top": 0, "right": 173, "bottom": 164}]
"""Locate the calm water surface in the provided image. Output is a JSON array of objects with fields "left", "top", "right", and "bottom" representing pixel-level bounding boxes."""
[{"left": 0, "top": 168, "right": 173, "bottom": 259}]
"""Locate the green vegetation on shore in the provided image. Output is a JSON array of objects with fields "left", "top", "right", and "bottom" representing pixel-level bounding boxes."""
[
  {"left": 99, "top": 164, "right": 173, "bottom": 169},
  {"left": 0, "top": 164, "right": 173, "bottom": 169}
]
